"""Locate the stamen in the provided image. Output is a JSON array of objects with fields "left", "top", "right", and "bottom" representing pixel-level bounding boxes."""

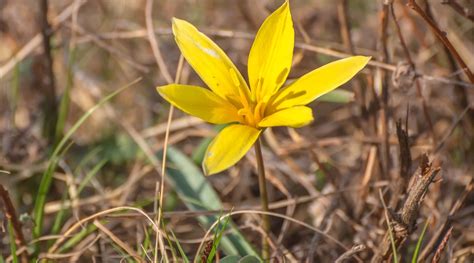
[{"left": 254, "top": 101, "right": 267, "bottom": 123}]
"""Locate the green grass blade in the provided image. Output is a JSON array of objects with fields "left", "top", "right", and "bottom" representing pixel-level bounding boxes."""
[
  {"left": 77, "top": 158, "right": 108, "bottom": 193},
  {"left": 49, "top": 157, "right": 107, "bottom": 243},
  {"left": 49, "top": 190, "right": 70, "bottom": 238},
  {"left": 207, "top": 214, "right": 231, "bottom": 263},
  {"left": 411, "top": 219, "right": 430, "bottom": 263},
  {"left": 166, "top": 147, "right": 258, "bottom": 258},
  {"left": 7, "top": 221, "right": 18, "bottom": 263},
  {"left": 169, "top": 229, "right": 189, "bottom": 263},
  {"left": 54, "top": 47, "right": 76, "bottom": 145},
  {"left": 58, "top": 224, "right": 97, "bottom": 253},
  {"left": 33, "top": 78, "right": 141, "bottom": 240}
]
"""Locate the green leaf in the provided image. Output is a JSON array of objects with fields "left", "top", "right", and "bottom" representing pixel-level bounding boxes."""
[
  {"left": 220, "top": 255, "right": 241, "bottom": 263},
  {"left": 239, "top": 255, "right": 262, "bottom": 263},
  {"left": 165, "top": 147, "right": 258, "bottom": 258},
  {"left": 318, "top": 89, "right": 354, "bottom": 104}
]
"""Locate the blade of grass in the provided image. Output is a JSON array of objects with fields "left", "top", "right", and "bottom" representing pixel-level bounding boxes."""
[
  {"left": 140, "top": 225, "right": 153, "bottom": 260},
  {"left": 166, "top": 147, "right": 258, "bottom": 257},
  {"left": 77, "top": 158, "right": 108, "bottom": 193},
  {"left": 50, "top": 148, "right": 104, "bottom": 240},
  {"left": 379, "top": 189, "right": 399, "bottom": 263},
  {"left": 33, "top": 77, "right": 141, "bottom": 242},
  {"left": 54, "top": 47, "right": 76, "bottom": 145},
  {"left": 411, "top": 219, "right": 430, "bottom": 263},
  {"left": 49, "top": 157, "right": 107, "bottom": 244},
  {"left": 7, "top": 220, "right": 19, "bottom": 263},
  {"left": 169, "top": 229, "right": 189, "bottom": 263},
  {"left": 162, "top": 221, "right": 179, "bottom": 262},
  {"left": 58, "top": 224, "right": 97, "bottom": 253},
  {"left": 206, "top": 213, "right": 231, "bottom": 263}
]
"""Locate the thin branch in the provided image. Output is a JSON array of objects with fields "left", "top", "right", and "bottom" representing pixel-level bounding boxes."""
[
  {"left": 441, "top": 0, "right": 474, "bottom": 22},
  {"left": 407, "top": 0, "right": 474, "bottom": 83},
  {"left": 39, "top": 0, "right": 58, "bottom": 143},
  {"left": 419, "top": 178, "right": 473, "bottom": 261},
  {"left": 335, "top": 244, "right": 366, "bottom": 263},
  {"left": 145, "top": 0, "right": 173, "bottom": 84},
  {"left": 377, "top": 0, "right": 391, "bottom": 179},
  {"left": 371, "top": 154, "right": 441, "bottom": 262},
  {"left": 0, "top": 184, "right": 28, "bottom": 263}
]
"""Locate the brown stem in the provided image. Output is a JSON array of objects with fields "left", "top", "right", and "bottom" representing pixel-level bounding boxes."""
[
  {"left": 39, "top": 0, "right": 58, "bottom": 143},
  {"left": 254, "top": 137, "right": 270, "bottom": 260},
  {"left": 0, "top": 184, "right": 28, "bottom": 263},
  {"left": 407, "top": 0, "right": 474, "bottom": 83},
  {"left": 441, "top": 0, "right": 474, "bottom": 22},
  {"left": 378, "top": 0, "right": 391, "bottom": 178}
]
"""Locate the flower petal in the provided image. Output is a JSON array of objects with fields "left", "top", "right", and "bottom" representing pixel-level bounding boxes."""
[
  {"left": 172, "top": 18, "right": 250, "bottom": 106},
  {"left": 203, "top": 124, "right": 261, "bottom": 175},
  {"left": 247, "top": 1, "right": 294, "bottom": 102},
  {"left": 269, "top": 56, "right": 370, "bottom": 110},
  {"left": 259, "top": 106, "right": 313, "bottom": 128},
  {"left": 157, "top": 84, "right": 240, "bottom": 124}
]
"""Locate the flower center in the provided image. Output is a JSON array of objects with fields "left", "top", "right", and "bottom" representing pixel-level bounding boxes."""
[{"left": 237, "top": 101, "right": 267, "bottom": 128}]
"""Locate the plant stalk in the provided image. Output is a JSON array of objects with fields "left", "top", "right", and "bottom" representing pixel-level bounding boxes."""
[{"left": 254, "top": 137, "right": 270, "bottom": 260}]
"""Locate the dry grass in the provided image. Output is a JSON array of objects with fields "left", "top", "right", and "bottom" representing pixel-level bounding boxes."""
[{"left": 1, "top": 0, "right": 473, "bottom": 262}]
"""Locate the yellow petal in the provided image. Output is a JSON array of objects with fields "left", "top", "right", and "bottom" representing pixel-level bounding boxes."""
[
  {"left": 203, "top": 124, "right": 261, "bottom": 175},
  {"left": 247, "top": 1, "right": 294, "bottom": 102},
  {"left": 269, "top": 56, "right": 371, "bottom": 110},
  {"left": 259, "top": 106, "right": 313, "bottom": 128},
  {"left": 157, "top": 84, "right": 239, "bottom": 124},
  {"left": 172, "top": 18, "right": 250, "bottom": 106}
]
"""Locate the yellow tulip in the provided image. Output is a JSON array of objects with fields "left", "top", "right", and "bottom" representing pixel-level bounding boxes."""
[{"left": 157, "top": 1, "right": 370, "bottom": 175}]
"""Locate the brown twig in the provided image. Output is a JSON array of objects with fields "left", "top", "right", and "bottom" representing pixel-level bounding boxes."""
[
  {"left": 407, "top": 0, "right": 474, "bottom": 83},
  {"left": 389, "top": 119, "right": 412, "bottom": 209},
  {"left": 39, "top": 0, "right": 58, "bottom": 143},
  {"left": 423, "top": 1, "right": 474, "bottom": 130},
  {"left": 431, "top": 226, "right": 453, "bottom": 263},
  {"left": 371, "top": 154, "right": 441, "bottom": 262},
  {"left": 0, "top": 184, "right": 28, "bottom": 263},
  {"left": 377, "top": 0, "right": 391, "bottom": 178},
  {"left": 419, "top": 178, "right": 474, "bottom": 261},
  {"left": 335, "top": 244, "right": 366, "bottom": 263},
  {"left": 441, "top": 0, "right": 474, "bottom": 22}
]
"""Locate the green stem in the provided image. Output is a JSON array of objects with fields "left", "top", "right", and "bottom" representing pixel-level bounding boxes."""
[{"left": 254, "top": 137, "right": 270, "bottom": 260}]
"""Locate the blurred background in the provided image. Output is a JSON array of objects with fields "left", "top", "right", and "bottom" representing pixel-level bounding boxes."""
[{"left": 0, "top": 0, "right": 473, "bottom": 262}]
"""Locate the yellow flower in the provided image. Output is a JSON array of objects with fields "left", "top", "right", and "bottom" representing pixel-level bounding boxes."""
[{"left": 157, "top": 1, "right": 370, "bottom": 175}]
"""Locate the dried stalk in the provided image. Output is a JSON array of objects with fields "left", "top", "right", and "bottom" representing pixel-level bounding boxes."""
[{"left": 371, "top": 155, "right": 441, "bottom": 262}]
